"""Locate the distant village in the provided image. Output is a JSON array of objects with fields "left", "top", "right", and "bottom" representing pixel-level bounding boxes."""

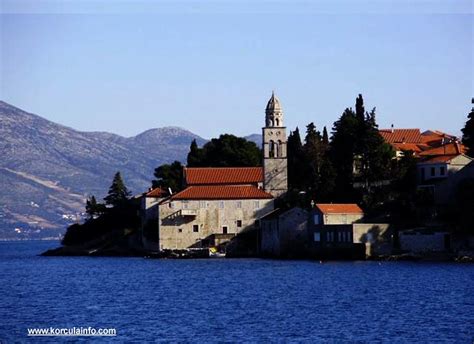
[{"left": 46, "top": 94, "right": 474, "bottom": 261}]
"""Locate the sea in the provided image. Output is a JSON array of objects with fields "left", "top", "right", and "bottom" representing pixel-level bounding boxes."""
[{"left": 0, "top": 240, "right": 473, "bottom": 343}]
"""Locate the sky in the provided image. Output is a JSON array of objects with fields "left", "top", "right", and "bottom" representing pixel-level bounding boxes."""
[{"left": 1, "top": 0, "right": 473, "bottom": 139}]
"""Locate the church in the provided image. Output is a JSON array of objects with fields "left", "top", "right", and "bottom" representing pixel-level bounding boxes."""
[{"left": 142, "top": 93, "right": 288, "bottom": 251}]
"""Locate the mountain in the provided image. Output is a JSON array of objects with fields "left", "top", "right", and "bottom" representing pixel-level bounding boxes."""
[
  {"left": 0, "top": 101, "right": 206, "bottom": 240},
  {"left": 245, "top": 134, "right": 262, "bottom": 146}
]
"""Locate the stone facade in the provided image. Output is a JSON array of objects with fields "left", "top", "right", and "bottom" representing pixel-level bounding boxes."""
[
  {"left": 142, "top": 93, "right": 289, "bottom": 252},
  {"left": 262, "top": 92, "right": 288, "bottom": 198},
  {"left": 157, "top": 198, "right": 273, "bottom": 250},
  {"left": 260, "top": 207, "right": 308, "bottom": 257}
]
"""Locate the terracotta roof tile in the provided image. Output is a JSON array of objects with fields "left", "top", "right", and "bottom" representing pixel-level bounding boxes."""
[
  {"left": 146, "top": 187, "right": 167, "bottom": 198},
  {"left": 419, "top": 142, "right": 466, "bottom": 156},
  {"left": 315, "top": 203, "right": 364, "bottom": 214},
  {"left": 418, "top": 155, "right": 458, "bottom": 164},
  {"left": 184, "top": 167, "right": 263, "bottom": 185},
  {"left": 391, "top": 143, "right": 427, "bottom": 153},
  {"left": 170, "top": 185, "right": 273, "bottom": 200},
  {"left": 379, "top": 129, "right": 422, "bottom": 144}
]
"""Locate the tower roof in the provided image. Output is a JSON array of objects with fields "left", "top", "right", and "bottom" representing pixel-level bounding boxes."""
[{"left": 266, "top": 91, "right": 282, "bottom": 112}]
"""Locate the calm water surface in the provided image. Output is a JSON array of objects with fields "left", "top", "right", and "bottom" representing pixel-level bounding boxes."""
[{"left": 0, "top": 241, "right": 473, "bottom": 343}]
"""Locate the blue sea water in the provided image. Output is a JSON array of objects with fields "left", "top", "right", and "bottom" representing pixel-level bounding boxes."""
[{"left": 0, "top": 241, "right": 473, "bottom": 343}]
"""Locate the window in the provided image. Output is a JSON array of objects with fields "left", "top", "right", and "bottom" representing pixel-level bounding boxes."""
[
  {"left": 440, "top": 166, "right": 445, "bottom": 176},
  {"left": 338, "top": 232, "right": 342, "bottom": 242},
  {"left": 314, "top": 232, "right": 321, "bottom": 242},
  {"left": 254, "top": 201, "right": 260, "bottom": 209},
  {"left": 199, "top": 201, "right": 206, "bottom": 208},
  {"left": 269, "top": 140, "right": 275, "bottom": 157},
  {"left": 327, "top": 231, "right": 334, "bottom": 242},
  {"left": 236, "top": 220, "right": 242, "bottom": 228},
  {"left": 314, "top": 214, "right": 320, "bottom": 225},
  {"left": 431, "top": 167, "right": 435, "bottom": 177},
  {"left": 236, "top": 201, "right": 242, "bottom": 208},
  {"left": 183, "top": 201, "right": 189, "bottom": 209},
  {"left": 178, "top": 228, "right": 183, "bottom": 233},
  {"left": 193, "top": 225, "right": 199, "bottom": 233},
  {"left": 169, "top": 202, "right": 174, "bottom": 209},
  {"left": 222, "top": 226, "right": 228, "bottom": 234},
  {"left": 219, "top": 201, "right": 224, "bottom": 209},
  {"left": 421, "top": 167, "right": 425, "bottom": 181}
]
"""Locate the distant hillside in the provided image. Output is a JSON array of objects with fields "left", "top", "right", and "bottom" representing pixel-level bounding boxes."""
[{"left": 0, "top": 101, "right": 206, "bottom": 239}]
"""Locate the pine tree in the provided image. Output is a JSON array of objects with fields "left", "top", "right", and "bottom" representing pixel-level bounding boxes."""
[
  {"left": 462, "top": 99, "right": 474, "bottom": 158},
  {"left": 85, "top": 195, "right": 106, "bottom": 219},
  {"left": 152, "top": 161, "right": 183, "bottom": 193},
  {"left": 104, "top": 172, "right": 131, "bottom": 207}
]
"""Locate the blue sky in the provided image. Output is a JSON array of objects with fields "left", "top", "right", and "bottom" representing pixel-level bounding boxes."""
[{"left": 1, "top": 1, "right": 472, "bottom": 139}]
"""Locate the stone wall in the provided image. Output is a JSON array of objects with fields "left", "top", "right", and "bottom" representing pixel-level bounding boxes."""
[
  {"left": 399, "top": 231, "right": 449, "bottom": 253},
  {"left": 158, "top": 198, "right": 274, "bottom": 250}
]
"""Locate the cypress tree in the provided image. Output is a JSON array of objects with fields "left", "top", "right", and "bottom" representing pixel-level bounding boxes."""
[
  {"left": 287, "top": 127, "right": 305, "bottom": 190},
  {"left": 187, "top": 139, "right": 203, "bottom": 167},
  {"left": 104, "top": 172, "right": 131, "bottom": 207},
  {"left": 462, "top": 99, "right": 474, "bottom": 158}
]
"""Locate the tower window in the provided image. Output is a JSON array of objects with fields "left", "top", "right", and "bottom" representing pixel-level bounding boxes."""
[
  {"left": 275, "top": 118, "right": 280, "bottom": 126},
  {"left": 269, "top": 140, "right": 275, "bottom": 157}
]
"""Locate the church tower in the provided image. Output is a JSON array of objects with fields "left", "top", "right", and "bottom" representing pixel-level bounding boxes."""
[{"left": 262, "top": 92, "right": 288, "bottom": 198}]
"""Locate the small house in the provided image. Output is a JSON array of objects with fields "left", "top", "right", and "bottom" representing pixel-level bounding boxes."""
[{"left": 259, "top": 207, "right": 309, "bottom": 258}]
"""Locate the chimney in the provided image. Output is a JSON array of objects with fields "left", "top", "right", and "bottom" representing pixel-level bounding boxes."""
[{"left": 391, "top": 124, "right": 394, "bottom": 133}]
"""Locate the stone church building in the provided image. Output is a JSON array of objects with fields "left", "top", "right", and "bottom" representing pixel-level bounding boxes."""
[{"left": 142, "top": 93, "right": 288, "bottom": 251}]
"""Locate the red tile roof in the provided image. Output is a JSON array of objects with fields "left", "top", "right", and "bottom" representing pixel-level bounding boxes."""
[
  {"left": 418, "top": 155, "right": 458, "bottom": 164},
  {"left": 419, "top": 142, "right": 466, "bottom": 156},
  {"left": 184, "top": 167, "right": 263, "bottom": 186},
  {"left": 379, "top": 129, "right": 422, "bottom": 144},
  {"left": 170, "top": 185, "right": 273, "bottom": 200},
  {"left": 392, "top": 143, "right": 427, "bottom": 153},
  {"left": 146, "top": 187, "right": 167, "bottom": 198},
  {"left": 315, "top": 203, "right": 364, "bottom": 214}
]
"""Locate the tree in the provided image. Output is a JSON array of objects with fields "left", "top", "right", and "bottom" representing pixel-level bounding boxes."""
[
  {"left": 330, "top": 108, "right": 359, "bottom": 201},
  {"left": 322, "top": 126, "right": 329, "bottom": 146},
  {"left": 287, "top": 127, "right": 306, "bottom": 190},
  {"left": 186, "top": 134, "right": 261, "bottom": 167},
  {"left": 187, "top": 139, "right": 203, "bottom": 167},
  {"left": 152, "top": 161, "right": 183, "bottom": 193},
  {"left": 85, "top": 195, "right": 106, "bottom": 219},
  {"left": 462, "top": 99, "right": 474, "bottom": 157},
  {"left": 104, "top": 172, "right": 131, "bottom": 207}
]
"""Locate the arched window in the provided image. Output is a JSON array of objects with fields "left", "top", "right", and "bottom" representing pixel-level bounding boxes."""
[
  {"left": 268, "top": 119, "right": 274, "bottom": 127},
  {"left": 269, "top": 140, "right": 275, "bottom": 157},
  {"left": 275, "top": 118, "right": 279, "bottom": 126},
  {"left": 277, "top": 140, "right": 283, "bottom": 157}
]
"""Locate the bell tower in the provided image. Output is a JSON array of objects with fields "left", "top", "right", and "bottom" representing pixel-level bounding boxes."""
[{"left": 262, "top": 91, "right": 288, "bottom": 198}]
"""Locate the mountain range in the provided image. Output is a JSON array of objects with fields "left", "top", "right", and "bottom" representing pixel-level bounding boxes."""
[{"left": 0, "top": 101, "right": 261, "bottom": 240}]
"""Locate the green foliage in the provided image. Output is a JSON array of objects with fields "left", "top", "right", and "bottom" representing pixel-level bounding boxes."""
[
  {"left": 287, "top": 127, "right": 306, "bottom": 190},
  {"left": 186, "top": 134, "right": 261, "bottom": 167},
  {"left": 461, "top": 101, "right": 474, "bottom": 157},
  {"left": 187, "top": 139, "right": 203, "bottom": 167},
  {"left": 62, "top": 199, "right": 140, "bottom": 246},
  {"left": 85, "top": 195, "right": 106, "bottom": 220},
  {"left": 103, "top": 172, "right": 131, "bottom": 207},
  {"left": 329, "top": 95, "right": 394, "bottom": 203},
  {"left": 152, "top": 161, "right": 183, "bottom": 193}
]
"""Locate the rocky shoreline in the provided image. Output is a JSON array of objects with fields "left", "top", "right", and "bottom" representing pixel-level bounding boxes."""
[{"left": 41, "top": 245, "right": 474, "bottom": 262}]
